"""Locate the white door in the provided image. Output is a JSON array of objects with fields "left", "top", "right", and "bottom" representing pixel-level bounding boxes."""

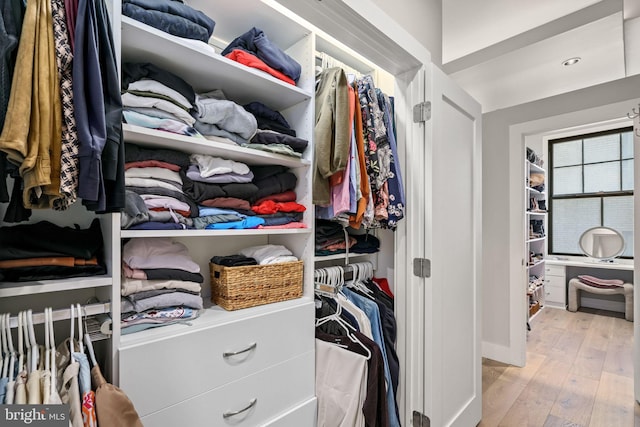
[{"left": 408, "top": 65, "right": 482, "bottom": 426}]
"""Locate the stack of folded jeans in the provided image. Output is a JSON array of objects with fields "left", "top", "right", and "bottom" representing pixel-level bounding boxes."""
[{"left": 122, "top": 0, "right": 215, "bottom": 43}]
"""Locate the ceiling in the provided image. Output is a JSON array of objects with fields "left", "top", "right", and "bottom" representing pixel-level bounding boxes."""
[{"left": 443, "top": 0, "right": 640, "bottom": 112}]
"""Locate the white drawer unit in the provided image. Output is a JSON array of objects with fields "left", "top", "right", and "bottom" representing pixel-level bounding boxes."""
[
  {"left": 544, "top": 266, "right": 566, "bottom": 306},
  {"left": 119, "top": 302, "right": 314, "bottom": 417},
  {"left": 140, "top": 352, "right": 315, "bottom": 427}
]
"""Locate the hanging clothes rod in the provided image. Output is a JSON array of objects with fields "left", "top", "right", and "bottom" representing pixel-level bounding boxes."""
[{"left": 5, "top": 302, "right": 111, "bottom": 330}]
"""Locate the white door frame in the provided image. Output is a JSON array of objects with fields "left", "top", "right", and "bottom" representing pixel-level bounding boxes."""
[{"left": 503, "top": 100, "right": 637, "bottom": 367}]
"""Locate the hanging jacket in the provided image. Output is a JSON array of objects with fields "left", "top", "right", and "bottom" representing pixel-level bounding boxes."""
[
  {"left": 0, "top": 0, "right": 62, "bottom": 209},
  {"left": 314, "top": 68, "right": 350, "bottom": 205}
]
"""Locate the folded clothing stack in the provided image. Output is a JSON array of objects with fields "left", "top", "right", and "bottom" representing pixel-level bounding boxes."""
[
  {"left": 577, "top": 275, "right": 625, "bottom": 289},
  {"left": 0, "top": 219, "right": 106, "bottom": 282},
  {"left": 314, "top": 219, "right": 380, "bottom": 256},
  {"left": 122, "top": 145, "right": 307, "bottom": 230},
  {"left": 221, "top": 27, "right": 302, "bottom": 85},
  {"left": 211, "top": 244, "right": 298, "bottom": 267},
  {"left": 121, "top": 238, "right": 203, "bottom": 334},
  {"left": 122, "top": 0, "right": 215, "bottom": 43},
  {"left": 243, "top": 102, "right": 308, "bottom": 158},
  {"left": 192, "top": 89, "right": 258, "bottom": 145}
]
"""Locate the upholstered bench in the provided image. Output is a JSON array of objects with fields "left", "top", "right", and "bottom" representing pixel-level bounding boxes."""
[{"left": 567, "top": 278, "right": 633, "bottom": 321}]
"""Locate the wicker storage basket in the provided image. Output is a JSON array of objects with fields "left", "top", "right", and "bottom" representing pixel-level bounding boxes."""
[{"left": 210, "top": 260, "right": 303, "bottom": 310}]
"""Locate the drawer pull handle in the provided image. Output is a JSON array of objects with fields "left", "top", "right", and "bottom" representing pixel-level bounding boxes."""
[
  {"left": 223, "top": 342, "right": 257, "bottom": 358},
  {"left": 223, "top": 398, "right": 257, "bottom": 418}
]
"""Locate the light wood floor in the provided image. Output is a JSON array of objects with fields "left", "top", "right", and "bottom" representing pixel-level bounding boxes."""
[{"left": 480, "top": 307, "right": 639, "bottom": 427}]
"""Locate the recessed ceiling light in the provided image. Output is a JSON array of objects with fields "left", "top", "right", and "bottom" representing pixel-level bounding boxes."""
[{"left": 562, "top": 57, "right": 581, "bottom": 66}]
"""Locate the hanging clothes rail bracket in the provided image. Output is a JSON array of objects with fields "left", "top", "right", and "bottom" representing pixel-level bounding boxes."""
[{"left": 6, "top": 302, "right": 111, "bottom": 331}]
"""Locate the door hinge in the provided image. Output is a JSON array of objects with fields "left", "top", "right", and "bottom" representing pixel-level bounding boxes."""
[
  {"left": 413, "top": 411, "right": 431, "bottom": 426},
  {"left": 413, "top": 258, "right": 431, "bottom": 278},
  {"left": 413, "top": 101, "right": 431, "bottom": 123}
]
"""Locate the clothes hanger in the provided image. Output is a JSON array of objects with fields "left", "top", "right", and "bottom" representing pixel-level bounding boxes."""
[
  {"left": 83, "top": 306, "right": 98, "bottom": 370},
  {"left": 315, "top": 303, "right": 371, "bottom": 360},
  {"left": 47, "top": 307, "right": 57, "bottom": 397},
  {"left": 76, "top": 304, "right": 84, "bottom": 354},
  {"left": 69, "top": 304, "right": 75, "bottom": 356},
  {"left": 27, "top": 309, "right": 38, "bottom": 373},
  {"left": 6, "top": 313, "right": 15, "bottom": 382},
  {"left": 17, "top": 311, "right": 24, "bottom": 374}
]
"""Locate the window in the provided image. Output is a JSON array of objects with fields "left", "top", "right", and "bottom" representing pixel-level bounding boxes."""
[{"left": 549, "top": 127, "right": 634, "bottom": 257}]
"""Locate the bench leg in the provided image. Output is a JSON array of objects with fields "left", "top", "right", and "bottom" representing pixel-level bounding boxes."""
[{"left": 568, "top": 285, "right": 579, "bottom": 312}]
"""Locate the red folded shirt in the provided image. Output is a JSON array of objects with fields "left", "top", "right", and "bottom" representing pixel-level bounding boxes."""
[
  {"left": 225, "top": 49, "right": 296, "bottom": 86},
  {"left": 251, "top": 200, "right": 306, "bottom": 214}
]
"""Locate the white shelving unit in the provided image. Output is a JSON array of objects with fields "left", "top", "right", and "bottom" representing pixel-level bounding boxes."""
[
  {"left": 116, "top": 3, "right": 317, "bottom": 425},
  {"left": 526, "top": 157, "right": 547, "bottom": 320}
]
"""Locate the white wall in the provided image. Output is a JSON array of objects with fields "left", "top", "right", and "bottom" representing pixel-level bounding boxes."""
[
  {"left": 482, "top": 74, "right": 640, "bottom": 364},
  {"left": 373, "top": 0, "right": 442, "bottom": 66}
]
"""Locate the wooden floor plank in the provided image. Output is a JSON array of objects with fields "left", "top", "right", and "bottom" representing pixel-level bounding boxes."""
[
  {"left": 549, "top": 372, "right": 600, "bottom": 426},
  {"left": 499, "top": 358, "right": 572, "bottom": 427},
  {"left": 589, "top": 372, "right": 635, "bottom": 427},
  {"left": 481, "top": 308, "right": 638, "bottom": 426}
]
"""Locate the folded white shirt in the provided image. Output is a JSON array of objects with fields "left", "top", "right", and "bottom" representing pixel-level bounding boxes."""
[
  {"left": 123, "top": 238, "right": 201, "bottom": 273},
  {"left": 238, "top": 244, "right": 298, "bottom": 265},
  {"left": 122, "top": 92, "right": 195, "bottom": 126},
  {"left": 189, "top": 153, "right": 250, "bottom": 177},
  {"left": 125, "top": 167, "right": 183, "bottom": 185}
]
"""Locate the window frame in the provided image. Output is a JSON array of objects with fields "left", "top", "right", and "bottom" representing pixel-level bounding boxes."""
[{"left": 548, "top": 126, "right": 634, "bottom": 258}]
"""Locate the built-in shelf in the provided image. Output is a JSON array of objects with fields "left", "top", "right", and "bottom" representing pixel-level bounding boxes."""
[
  {"left": 120, "top": 297, "right": 313, "bottom": 347},
  {"left": 120, "top": 17, "right": 311, "bottom": 111},
  {"left": 526, "top": 186, "right": 545, "bottom": 196},
  {"left": 314, "top": 253, "right": 374, "bottom": 262},
  {"left": 121, "top": 228, "right": 311, "bottom": 239},
  {"left": 528, "top": 161, "right": 545, "bottom": 174},
  {"left": 527, "top": 236, "right": 546, "bottom": 243},
  {"left": 0, "top": 276, "right": 112, "bottom": 298},
  {"left": 527, "top": 259, "right": 545, "bottom": 269},
  {"left": 123, "top": 125, "right": 310, "bottom": 168}
]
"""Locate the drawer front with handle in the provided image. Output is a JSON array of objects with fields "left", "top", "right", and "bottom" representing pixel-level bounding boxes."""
[
  {"left": 545, "top": 265, "right": 566, "bottom": 277},
  {"left": 140, "top": 352, "right": 315, "bottom": 427},
  {"left": 545, "top": 285, "right": 566, "bottom": 305},
  {"left": 120, "top": 302, "right": 314, "bottom": 417}
]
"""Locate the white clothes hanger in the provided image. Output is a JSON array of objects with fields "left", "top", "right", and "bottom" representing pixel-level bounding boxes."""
[
  {"left": 44, "top": 308, "right": 50, "bottom": 373},
  {"left": 69, "top": 305, "right": 75, "bottom": 355},
  {"left": 46, "top": 307, "right": 57, "bottom": 396},
  {"left": 5, "top": 313, "right": 15, "bottom": 382},
  {"left": 27, "top": 309, "right": 38, "bottom": 373},
  {"left": 17, "top": 311, "right": 24, "bottom": 374},
  {"left": 76, "top": 304, "right": 84, "bottom": 354}
]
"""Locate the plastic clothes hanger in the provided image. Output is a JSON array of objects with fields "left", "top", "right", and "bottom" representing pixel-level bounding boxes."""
[
  {"left": 69, "top": 304, "right": 75, "bottom": 356},
  {"left": 76, "top": 304, "right": 84, "bottom": 355},
  {"left": 6, "top": 313, "right": 15, "bottom": 382},
  {"left": 27, "top": 310, "right": 38, "bottom": 373},
  {"left": 0, "top": 314, "right": 5, "bottom": 376},
  {"left": 47, "top": 307, "right": 57, "bottom": 398},
  {"left": 17, "top": 311, "right": 24, "bottom": 374}
]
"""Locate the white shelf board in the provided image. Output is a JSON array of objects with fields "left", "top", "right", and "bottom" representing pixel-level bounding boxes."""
[
  {"left": 526, "top": 211, "right": 547, "bottom": 216},
  {"left": 527, "top": 259, "right": 545, "bottom": 269},
  {"left": 526, "top": 186, "right": 545, "bottom": 196},
  {"left": 121, "top": 228, "right": 311, "bottom": 239},
  {"left": 527, "top": 161, "right": 546, "bottom": 174},
  {"left": 527, "top": 236, "right": 546, "bottom": 243},
  {"left": 0, "top": 276, "right": 112, "bottom": 298},
  {"left": 121, "top": 17, "right": 311, "bottom": 110},
  {"left": 120, "top": 297, "right": 314, "bottom": 347},
  {"left": 314, "top": 253, "right": 374, "bottom": 262},
  {"left": 123, "top": 124, "right": 310, "bottom": 168}
]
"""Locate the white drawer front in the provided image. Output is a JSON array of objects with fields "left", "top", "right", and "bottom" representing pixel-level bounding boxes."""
[
  {"left": 119, "top": 302, "right": 314, "bottom": 417},
  {"left": 545, "top": 285, "right": 566, "bottom": 305},
  {"left": 545, "top": 275, "right": 566, "bottom": 288},
  {"left": 545, "top": 265, "right": 565, "bottom": 277},
  {"left": 140, "top": 352, "right": 315, "bottom": 427},
  {"left": 263, "top": 398, "right": 316, "bottom": 427}
]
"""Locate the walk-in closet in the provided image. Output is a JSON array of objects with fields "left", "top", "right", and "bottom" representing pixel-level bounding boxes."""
[{"left": 0, "top": 0, "right": 482, "bottom": 425}]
